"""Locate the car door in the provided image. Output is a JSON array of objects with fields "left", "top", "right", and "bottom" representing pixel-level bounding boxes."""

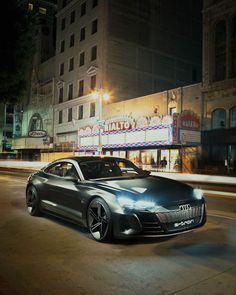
[{"left": 44, "top": 161, "right": 83, "bottom": 222}]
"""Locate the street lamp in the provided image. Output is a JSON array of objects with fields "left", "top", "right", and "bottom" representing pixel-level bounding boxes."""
[{"left": 92, "top": 89, "right": 110, "bottom": 155}]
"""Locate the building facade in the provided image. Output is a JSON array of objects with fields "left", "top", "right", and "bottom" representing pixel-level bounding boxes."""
[
  {"left": 202, "top": 0, "right": 236, "bottom": 174},
  {"left": 77, "top": 83, "right": 202, "bottom": 173},
  {"left": 0, "top": 103, "right": 14, "bottom": 157},
  {"left": 11, "top": 0, "right": 57, "bottom": 160},
  {"left": 54, "top": 0, "right": 203, "bottom": 151},
  {"left": 12, "top": 58, "right": 56, "bottom": 160}
]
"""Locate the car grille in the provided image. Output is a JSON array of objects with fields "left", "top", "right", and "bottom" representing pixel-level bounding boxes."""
[
  {"left": 136, "top": 212, "right": 164, "bottom": 234},
  {"left": 157, "top": 204, "right": 204, "bottom": 232}
]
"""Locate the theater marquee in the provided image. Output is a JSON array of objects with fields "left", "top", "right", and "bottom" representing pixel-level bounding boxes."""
[
  {"left": 78, "top": 115, "right": 173, "bottom": 151},
  {"left": 77, "top": 111, "right": 201, "bottom": 151}
]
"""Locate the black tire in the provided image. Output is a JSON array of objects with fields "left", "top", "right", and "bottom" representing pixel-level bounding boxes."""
[
  {"left": 87, "top": 197, "right": 113, "bottom": 242},
  {"left": 26, "top": 186, "right": 42, "bottom": 216}
]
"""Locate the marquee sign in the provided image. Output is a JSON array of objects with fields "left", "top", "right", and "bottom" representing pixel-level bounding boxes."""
[
  {"left": 179, "top": 110, "right": 200, "bottom": 130},
  {"left": 77, "top": 111, "right": 201, "bottom": 150},
  {"left": 78, "top": 115, "right": 173, "bottom": 150},
  {"left": 104, "top": 116, "right": 135, "bottom": 132},
  {"left": 28, "top": 130, "right": 47, "bottom": 138}
]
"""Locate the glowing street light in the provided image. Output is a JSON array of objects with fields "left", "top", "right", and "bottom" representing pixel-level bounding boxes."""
[{"left": 91, "top": 89, "right": 110, "bottom": 155}]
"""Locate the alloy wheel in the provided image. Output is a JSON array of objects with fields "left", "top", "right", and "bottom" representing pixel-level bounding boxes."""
[
  {"left": 88, "top": 199, "right": 110, "bottom": 241},
  {"left": 26, "top": 186, "right": 41, "bottom": 216}
]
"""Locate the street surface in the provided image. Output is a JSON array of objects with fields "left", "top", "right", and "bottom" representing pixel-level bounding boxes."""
[{"left": 0, "top": 170, "right": 235, "bottom": 295}]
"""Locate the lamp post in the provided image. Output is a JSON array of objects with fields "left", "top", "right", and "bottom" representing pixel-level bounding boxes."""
[{"left": 92, "top": 89, "right": 110, "bottom": 155}]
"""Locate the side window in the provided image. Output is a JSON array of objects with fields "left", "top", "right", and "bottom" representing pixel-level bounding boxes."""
[
  {"left": 45, "top": 162, "right": 79, "bottom": 178},
  {"left": 45, "top": 163, "right": 63, "bottom": 176},
  {"left": 116, "top": 160, "right": 139, "bottom": 175}
]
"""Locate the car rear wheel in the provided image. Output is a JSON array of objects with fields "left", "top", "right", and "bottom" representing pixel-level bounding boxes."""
[
  {"left": 87, "top": 197, "right": 113, "bottom": 242},
  {"left": 26, "top": 186, "right": 41, "bottom": 216}
]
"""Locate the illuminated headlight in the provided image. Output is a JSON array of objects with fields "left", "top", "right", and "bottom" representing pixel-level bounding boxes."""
[
  {"left": 117, "top": 197, "right": 156, "bottom": 211},
  {"left": 193, "top": 188, "right": 203, "bottom": 200}
]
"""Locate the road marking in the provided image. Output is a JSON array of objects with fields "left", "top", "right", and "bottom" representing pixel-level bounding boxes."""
[{"left": 203, "top": 189, "right": 236, "bottom": 199}]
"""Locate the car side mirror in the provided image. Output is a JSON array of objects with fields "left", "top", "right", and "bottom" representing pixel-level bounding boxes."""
[{"left": 142, "top": 170, "right": 151, "bottom": 176}]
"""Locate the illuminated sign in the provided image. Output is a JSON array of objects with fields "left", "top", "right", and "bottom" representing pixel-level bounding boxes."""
[
  {"left": 179, "top": 111, "right": 200, "bottom": 130},
  {"left": 179, "top": 129, "right": 201, "bottom": 144},
  {"left": 78, "top": 115, "right": 173, "bottom": 150},
  {"left": 104, "top": 117, "right": 135, "bottom": 132},
  {"left": 28, "top": 130, "right": 47, "bottom": 138}
]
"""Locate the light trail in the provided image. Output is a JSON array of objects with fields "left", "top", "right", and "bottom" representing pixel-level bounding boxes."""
[{"left": 203, "top": 189, "right": 236, "bottom": 199}]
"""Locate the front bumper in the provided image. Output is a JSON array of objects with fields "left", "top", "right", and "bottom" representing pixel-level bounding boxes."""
[{"left": 112, "top": 202, "right": 207, "bottom": 238}]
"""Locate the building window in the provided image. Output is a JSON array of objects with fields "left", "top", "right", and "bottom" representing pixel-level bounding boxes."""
[
  {"left": 68, "top": 108, "right": 72, "bottom": 122},
  {"left": 80, "top": 27, "right": 85, "bottom": 41},
  {"left": 29, "top": 113, "right": 43, "bottom": 131},
  {"left": 231, "top": 15, "right": 236, "bottom": 77},
  {"left": 91, "top": 19, "right": 98, "bottom": 34},
  {"left": 69, "top": 57, "right": 74, "bottom": 71},
  {"left": 70, "top": 10, "right": 75, "bottom": 24},
  {"left": 90, "top": 102, "right": 96, "bottom": 117},
  {"left": 59, "top": 111, "right": 63, "bottom": 124},
  {"left": 81, "top": 2, "right": 86, "bottom": 16},
  {"left": 5, "top": 131, "right": 13, "bottom": 138},
  {"left": 78, "top": 105, "right": 83, "bottom": 120},
  {"left": 230, "top": 106, "right": 236, "bottom": 127},
  {"left": 92, "top": 0, "right": 98, "bottom": 8},
  {"left": 192, "top": 68, "right": 197, "bottom": 82},
  {"left": 214, "top": 20, "right": 226, "bottom": 81},
  {"left": 70, "top": 34, "right": 75, "bottom": 47},
  {"left": 90, "top": 75, "right": 96, "bottom": 90},
  {"left": 91, "top": 45, "right": 97, "bottom": 61},
  {"left": 68, "top": 84, "right": 73, "bottom": 100},
  {"left": 169, "top": 107, "right": 177, "bottom": 115},
  {"left": 59, "top": 87, "right": 63, "bottom": 103},
  {"left": 79, "top": 52, "right": 85, "bottom": 66},
  {"left": 60, "top": 40, "right": 65, "bottom": 53},
  {"left": 39, "top": 7, "right": 47, "bottom": 14},
  {"left": 59, "top": 63, "right": 64, "bottom": 76},
  {"left": 28, "top": 3, "right": 33, "bottom": 11},
  {"left": 6, "top": 114, "right": 13, "bottom": 124},
  {"left": 212, "top": 108, "right": 226, "bottom": 129},
  {"left": 61, "top": 18, "right": 66, "bottom": 31},
  {"left": 78, "top": 80, "right": 84, "bottom": 97},
  {"left": 62, "top": 0, "right": 67, "bottom": 8}
]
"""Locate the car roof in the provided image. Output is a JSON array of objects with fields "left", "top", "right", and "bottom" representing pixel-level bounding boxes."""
[{"left": 53, "top": 156, "right": 126, "bottom": 164}]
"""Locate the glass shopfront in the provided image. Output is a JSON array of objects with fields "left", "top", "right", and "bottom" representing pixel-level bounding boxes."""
[
  {"left": 77, "top": 112, "right": 201, "bottom": 173},
  {"left": 106, "top": 148, "right": 181, "bottom": 172}
]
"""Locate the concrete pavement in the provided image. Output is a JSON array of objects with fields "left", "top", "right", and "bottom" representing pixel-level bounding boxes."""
[{"left": 0, "top": 170, "right": 235, "bottom": 295}]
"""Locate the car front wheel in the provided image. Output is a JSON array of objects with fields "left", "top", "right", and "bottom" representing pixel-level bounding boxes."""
[
  {"left": 26, "top": 186, "right": 41, "bottom": 216},
  {"left": 87, "top": 197, "right": 113, "bottom": 242}
]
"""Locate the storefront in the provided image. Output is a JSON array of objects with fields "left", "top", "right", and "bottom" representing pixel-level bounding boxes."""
[{"left": 77, "top": 111, "right": 201, "bottom": 172}]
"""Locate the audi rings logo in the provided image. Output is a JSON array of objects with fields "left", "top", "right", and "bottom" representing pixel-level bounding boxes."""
[{"left": 179, "top": 204, "right": 191, "bottom": 210}]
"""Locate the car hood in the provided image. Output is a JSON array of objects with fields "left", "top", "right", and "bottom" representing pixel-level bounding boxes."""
[{"left": 87, "top": 176, "right": 196, "bottom": 204}]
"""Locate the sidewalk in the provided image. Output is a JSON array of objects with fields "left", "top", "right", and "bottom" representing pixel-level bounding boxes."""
[{"left": 0, "top": 160, "right": 235, "bottom": 185}]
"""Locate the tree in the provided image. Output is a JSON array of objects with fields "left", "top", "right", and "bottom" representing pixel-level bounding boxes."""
[{"left": 0, "top": 0, "right": 36, "bottom": 103}]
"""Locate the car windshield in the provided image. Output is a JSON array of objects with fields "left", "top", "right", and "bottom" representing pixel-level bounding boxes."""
[{"left": 79, "top": 158, "right": 147, "bottom": 180}]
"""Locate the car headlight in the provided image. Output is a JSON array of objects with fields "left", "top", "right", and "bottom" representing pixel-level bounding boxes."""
[
  {"left": 117, "top": 196, "right": 156, "bottom": 211},
  {"left": 193, "top": 188, "right": 203, "bottom": 200}
]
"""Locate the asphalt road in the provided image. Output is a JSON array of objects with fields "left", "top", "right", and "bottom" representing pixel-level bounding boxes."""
[{"left": 0, "top": 170, "right": 235, "bottom": 295}]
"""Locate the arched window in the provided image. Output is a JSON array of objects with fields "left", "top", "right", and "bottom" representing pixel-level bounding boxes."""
[
  {"left": 214, "top": 20, "right": 226, "bottom": 81},
  {"left": 29, "top": 113, "right": 43, "bottom": 131},
  {"left": 212, "top": 108, "right": 226, "bottom": 129},
  {"left": 230, "top": 106, "right": 236, "bottom": 127},
  {"left": 231, "top": 15, "right": 236, "bottom": 77}
]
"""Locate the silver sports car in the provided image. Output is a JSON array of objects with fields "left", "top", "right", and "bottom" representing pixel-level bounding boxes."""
[{"left": 26, "top": 156, "right": 206, "bottom": 242}]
